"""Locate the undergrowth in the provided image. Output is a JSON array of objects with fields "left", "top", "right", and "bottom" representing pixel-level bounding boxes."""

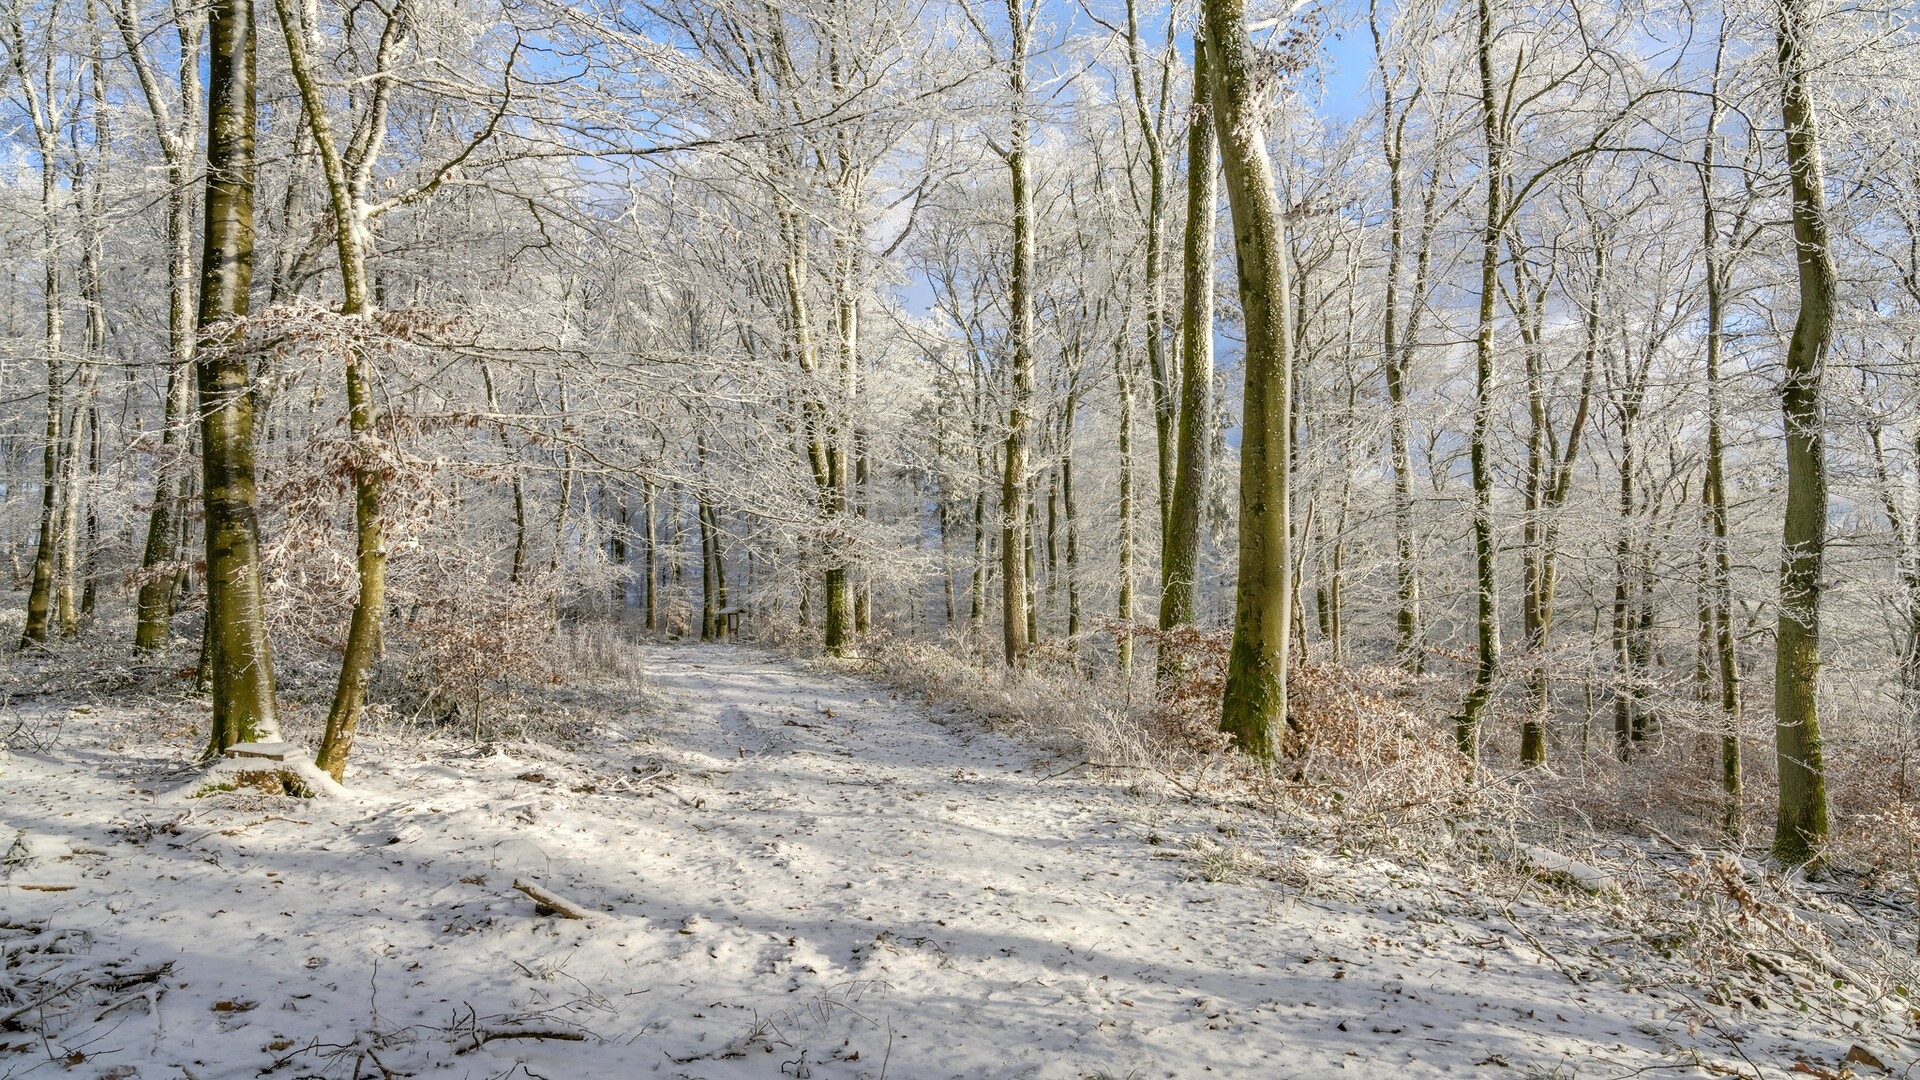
[{"left": 814, "top": 624, "right": 1920, "bottom": 1066}]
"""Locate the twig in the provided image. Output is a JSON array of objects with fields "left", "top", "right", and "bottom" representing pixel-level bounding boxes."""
[
  {"left": 1667, "top": 987, "right": 1766, "bottom": 1080},
  {"left": 1038, "top": 760, "right": 1091, "bottom": 781},
  {"left": 1502, "top": 914, "right": 1583, "bottom": 985}
]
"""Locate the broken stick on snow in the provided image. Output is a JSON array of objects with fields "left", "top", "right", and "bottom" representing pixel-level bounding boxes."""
[{"left": 511, "top": 877, "right": 596, "bottom": 921}]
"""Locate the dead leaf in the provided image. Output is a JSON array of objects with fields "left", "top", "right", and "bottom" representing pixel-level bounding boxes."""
[{"left": 1845, "top": 1046, "right": 1889, "bottom": 1073}]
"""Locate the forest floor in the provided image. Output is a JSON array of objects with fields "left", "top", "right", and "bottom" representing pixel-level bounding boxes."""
[{"left": 3, "top": 642, "right": 1916, "bottom": 1079}]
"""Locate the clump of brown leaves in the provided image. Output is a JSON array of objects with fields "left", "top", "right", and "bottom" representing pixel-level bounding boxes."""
[{"left": 1134, "top": 623, "right": 1468, "bottom": 822}]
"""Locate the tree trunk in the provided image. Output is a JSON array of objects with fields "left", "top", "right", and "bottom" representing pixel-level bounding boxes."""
[
  {"left": 937, "top": 474, "right": 957, "bottom": 625},
  {"left": 64, "top": 42, "right": 108, "bottom": 636},
  {"left": 1707, "top": 368, "right": 1744, "bottom": 829},
  {"left": 1372, "top": 3, "right": 1424, "bottom": 675},
  {"left": 699, "top": 490, "right": 728, "bottom": 642},
  {"left": 700, "top": 492, "right": 717, "bottom": 641},
  {"left": 1771, "top": 0, "right": 1833, "bottom": 867},
  {"left": 1000, "top": 0, "right": 1035, "bottom": 668},
  {"left": 969, "top": 353, "right": 989, "bottom": 637},
  {"left": 1207, "top": 0, "right": 1292, "bottom": 759},
  {"left": 56, "top": 371, "right": 96, "bottom": 639},
  {"left": 1517, "top": 239, "right": 1600, "bottom": 766},
  {"left": 643, "top": 482, "right": 659, "bottom": 630},
  {"left": 197, "top": 0, "right": 280, "bottom": 752},
  {"left": 1117, "top": 339, "right": 1137, "bottom": 677},
  {"left": 1612, "top": 401, "right": 1639, "bottom": 754},
  {"left": 1519, "top": 274, "right": 1550, "bottom": 765},
  {"left": 133, "top": 170, "right": 197, "bottom": 651},
  {"left": 1023, "top": 496, "right": 1041, "bottom": 645},
  {"left": 1458, "top": 0, "right": 1505, "bottom": 760},
  {"left": 1700, "top": 44, "right": 1743, "bottom": 836},
  {"left": 1122, "top": 0, "right": 1173, "bottom": 538},
  {"left": 1064, "top": 431, "right": 1082, "bottom": 645},
  {"left": 1158, "top": 33, "right": 1215, "bottom": 646},
  {"left": 276, "top": 0, "right": 402, "bottom": 781},
  {"left": 610, "top": 496, "right": 629, "bottom": 610},
  {"left": 11, "top": 4, "right": 63, "bottom": 649}
]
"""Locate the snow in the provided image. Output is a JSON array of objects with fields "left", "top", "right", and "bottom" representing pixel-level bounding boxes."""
[
  {"left": 1513, "top": 844, "right": 1620, "bottom": 898},
  {"left": 179, "top": 742, "right": 350, "bottom": 802},
  {"left": 0, "top": 644, "right": 1909, "bottom": 1078}
]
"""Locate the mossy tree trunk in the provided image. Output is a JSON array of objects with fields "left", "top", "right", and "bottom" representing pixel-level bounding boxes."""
[
  {"left": 1771, "top": 0, "right": 1834, "bottom": 867},
  {"left": 1205, "top": 0, "right": 1293, "bottom": 759},
  {"left": 9, "top": 4, "right": 64, "bottom": 650},
  {"left": 275, "top": 0, "right": 409, "bottom": 780},
  {"left": 1158, "top": 33, "right": 1215, "bottom": 647},
  {"left": 197, "top": 0, "right": 280, "bottom": 753}
]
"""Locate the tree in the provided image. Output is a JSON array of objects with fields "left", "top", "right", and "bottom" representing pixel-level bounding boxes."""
[
  {"left": 1157, "top": 33, "right": 1215, "bottom": 644},
  {"left": 996, "top": 0, "right": 1038, "bottom": 668},
  {"left": 196, "top": 0, "right": 280, "bottom": 753},
  {"left": 1208, "top": 0, "right": 1293, "bottom": 759},
  {"left": 8, "top": 0, "right": 72, "bottom": 648},
  {"left": 116, "top": 0, "right": 205, "bottom": 654},
  {"left": 1771, "top": 0, "right": 1834, "bottom": 867},
  {"left": 1458, "top": 0, "right": 1505, "bottom": 759}
]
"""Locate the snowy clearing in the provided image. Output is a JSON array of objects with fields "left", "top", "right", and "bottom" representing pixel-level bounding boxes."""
[{"left": 2, "top": 644, "right": 1910, "bottom": 1079}]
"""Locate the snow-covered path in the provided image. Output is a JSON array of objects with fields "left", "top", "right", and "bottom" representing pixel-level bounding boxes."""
[{"left": 1, "top": 645, "right": 1871, "bottom": 1078}]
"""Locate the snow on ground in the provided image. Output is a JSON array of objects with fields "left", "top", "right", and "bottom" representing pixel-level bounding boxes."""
[{"left": 1, "top": 644, "right": 1909, "bottom": 1079}]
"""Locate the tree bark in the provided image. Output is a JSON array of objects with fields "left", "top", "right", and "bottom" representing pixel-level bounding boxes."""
[
  {"left": 1699, "top": 32, "right": 1744, "bottom": 836},
  {"left": 1000, "top": 0, "right": 1035, "bottom": 668},
  {"left": 1371, "top": 1, "right": 1425, "bottom": 674},
  {"left": 1458, "top": 0, "right": 1505, "bottom": 760},
  {"left": 1771, "top": 0, "right": 1833, "bottom": 867},
  {"left": 1158, "top": 34, "right": 1215, "bottom": 645},
  {"left": 643, "top": 482, "right": 659, "bottom": 630},
  {"left": 1117, "top": 338, "right": 1137, "bottom": 677},
  {"left": 197, "top": 0, "right": 280, "bottom": 752},
  {"left": 275, "top": 0, "right": 405, "bottom": 781},
  {"left": 1516, "top": 237, "right": 1599, "bottom": 766},
  {"left": 1121, "top": 0, "right": 1173, "bottom": 538},
  {"left": 1063, "top": 421, "right": 1082, "bottom": 643},
  {"left": 1206, "top": 0, "right": 1292, "bottom": 759},
  {"left": 10, "top": 4, "right": 64, "bottom": 650}
]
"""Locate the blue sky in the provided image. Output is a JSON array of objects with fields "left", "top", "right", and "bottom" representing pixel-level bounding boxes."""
[{"left": 1315, "top": 23, "right": 1378, "bottom": 121}]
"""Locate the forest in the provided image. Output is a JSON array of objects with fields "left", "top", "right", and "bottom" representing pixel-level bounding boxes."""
[{"left": 4, "top": 0, "right": 1920, "bottom": 1074}]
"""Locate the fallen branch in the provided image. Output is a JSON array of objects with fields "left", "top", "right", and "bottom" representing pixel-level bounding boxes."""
[
  {"left": 511, "top": 878, "right": 595, "bottom": 921},
  {"left": 1514, "top": 843, "right": 1621, "bottom": 897},
  {"left": 453, "top": 1028, "right": 588, "bottom": 1054},
  {"left": 94, "top": 985, "right": 164, "bottom": 1022},
  {"left": 0, "top": 975, "right": 89, "bottom": 1027},
  {"left": 102, "top": 963, "right": 173, "bottom": 991}
]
